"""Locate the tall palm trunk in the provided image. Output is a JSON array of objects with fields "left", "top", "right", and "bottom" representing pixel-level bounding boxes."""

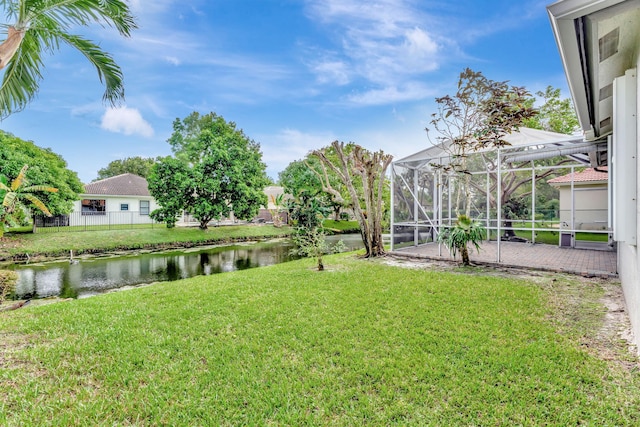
[{"left": 0, "top": 26, "right": 24, "bottom": 69}]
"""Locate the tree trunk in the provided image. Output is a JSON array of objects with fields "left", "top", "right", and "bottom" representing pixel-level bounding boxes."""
[
  {"left": 310, "top": 142, "right": 392, "bottom": 259},
  {"left": 502, "top": 219, "right": 515, "bottom": 239},
  {"left": 0, "top": 27, "right": 25, "bottom": 69},
  {"left": 460, "top": 244, "right": 470, "bottom": 265}
]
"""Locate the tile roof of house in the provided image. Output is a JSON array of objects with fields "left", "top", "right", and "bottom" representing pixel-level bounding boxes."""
[
  {"left": 83, "top": 173, "right": 150, "bottom": 196},
  {"left": 547, "top": 167, "right": 608, "bottom": 185}
]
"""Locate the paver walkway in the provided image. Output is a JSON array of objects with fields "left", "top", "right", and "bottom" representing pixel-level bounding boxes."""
[{"left": 391, "top": 241, "right": 617, "bottom": 277}]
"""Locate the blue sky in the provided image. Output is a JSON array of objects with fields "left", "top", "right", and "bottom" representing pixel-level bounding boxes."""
[{"left": 0, "top": 0, "right": 569, "bottom": 183}]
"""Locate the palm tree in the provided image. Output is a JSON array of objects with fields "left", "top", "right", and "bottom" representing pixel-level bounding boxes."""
[
  {"left": 1, "top": 164, "right": 58, "bottom": 234},
  {"left": 438, "top": 215, "right": 486, "bottom": 266},
  {"left": 0, "top": 0, "right": 137, "bottom": 118}
]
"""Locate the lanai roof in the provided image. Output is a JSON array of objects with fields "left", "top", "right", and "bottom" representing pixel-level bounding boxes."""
[
  {"left": 83, "top": 173, "right": 150, "bottom": 197},
  {"left": 393, "top": 127, "right": 598, "bottom": 169}
]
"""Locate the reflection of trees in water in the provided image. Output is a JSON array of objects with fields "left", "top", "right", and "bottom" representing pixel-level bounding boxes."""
[
  {"left": 166, "top": 257, "right": 180, "bottom": 281},
  {"left": 10, "top": 238, "right": 361, "bottom": 299},
  {"left": 234, "top": 253, "right": 253, "bottom": 270},
  {"left": 59, "top": 268, "right": 79, "bottom": 299}
]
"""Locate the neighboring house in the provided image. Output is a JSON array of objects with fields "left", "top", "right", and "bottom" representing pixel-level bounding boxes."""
[
  {"left": 71, "top": 173, "right": 159, "bottom": 226},
  {"left": 548, "top": 167, "right": 609, "bottom": 231},
  {"left": 548, "top": 0, "right": 640, "bottom": 346},
  {"left": 254, "top": 186, "right": 289, "bottom": 223}
]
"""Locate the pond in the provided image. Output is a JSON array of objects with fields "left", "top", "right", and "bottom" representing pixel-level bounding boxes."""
[{"left": 9, "top": 235, "right": 363, "bottom": 300}]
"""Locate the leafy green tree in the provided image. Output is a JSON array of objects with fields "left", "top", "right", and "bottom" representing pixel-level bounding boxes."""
[
  {"left": 150, "top": 112, "right": 270, "bottom": 229},
  {"left": 278, "top": 158, "right": 323, "bottom": 198},
  {"left": 1, "top": 164, "right": 58, "bottom": 233},
  {"left": 0, "top": 0, "right": 137, "bottom": 118},
  {"left": 279, "top": 156, "right": 349, "bottom": 220},
  {"left": 96, "top": 156, "right": 160, "bottom": 180},
  {"left": 0, "top": 130, "right": 82, "bottom": 215},
  {"left": 288, "top": 190, "right": 340, "bottom": 271},
  {"left": 147, "top": 157, "right": 191, "bottom": 228},
  {"left": 524, "top": 86, "right": 579, "bottom": 134}
]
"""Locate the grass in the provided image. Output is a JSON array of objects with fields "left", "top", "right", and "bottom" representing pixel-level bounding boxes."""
[
  {"left": 322, "top": 220, "right": 360, "bottom": 234},
  {"left": 0, "top": 225, "right": 292, "bottom": 261},
  {"left": 499, "top": 222, "right": 609, "bottom": 245},
  {"left": 1, "top": 254, "right": 638, "bottom": 425}
]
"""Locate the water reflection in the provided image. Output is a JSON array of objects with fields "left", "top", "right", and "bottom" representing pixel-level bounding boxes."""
[{"left": 11, "top": 235, "right": 362, "bottom": 299}]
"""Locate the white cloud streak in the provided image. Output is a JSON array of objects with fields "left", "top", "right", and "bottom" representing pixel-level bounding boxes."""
[
  {"left": 304, "top": 0, "right": 449, "bottom": 105},
  {"left": 101, "top": 107, "right": 154, "bottom": 138}
]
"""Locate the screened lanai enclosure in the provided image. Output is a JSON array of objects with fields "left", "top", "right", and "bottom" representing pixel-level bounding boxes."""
[{"left": 390, "top": 127, "right": 613, "bottom": 260}]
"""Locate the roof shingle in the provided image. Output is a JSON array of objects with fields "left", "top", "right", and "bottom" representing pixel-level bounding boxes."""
[
  {"left": 83, "top": 173, "right": 150, "bottom": 196},
  {"left": 547, "top": 167, "right": 608, "bottom": 184}
]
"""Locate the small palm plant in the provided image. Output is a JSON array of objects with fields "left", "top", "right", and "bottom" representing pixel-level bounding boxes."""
[
  {"left": 438, "top": 215, "right": 486, "bottom": 266},
  {"left": 0, "top": 164, "right": 58, "bottom": 235}
]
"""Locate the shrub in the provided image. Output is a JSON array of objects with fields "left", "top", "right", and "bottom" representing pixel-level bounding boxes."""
[{"left": 0, "top": 269, "right": 18, "bottom": 303}]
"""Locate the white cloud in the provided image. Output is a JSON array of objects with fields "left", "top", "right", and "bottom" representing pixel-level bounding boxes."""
[
  {"left": 70, "top": 102, "right": 103, "bottom": 117},
  {"left": 312, "top": 59, "right": 351, "bottom": 85},
  {"left": 100, "top": 107, "right": 154, "bottom": 138},
  {"left": 347, "top": 82, "right": 437, "bottom": 106},
  {"left": 309, "top": 0, "right": 450, "bottom": 86}
]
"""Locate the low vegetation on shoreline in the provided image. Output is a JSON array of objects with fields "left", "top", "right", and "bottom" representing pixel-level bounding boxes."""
[
  {"left": 0, "top": 221, "right": 362, "bottom": 263},
  {"left": 0, "top": 225, "right": 293, "bottom": 262}
]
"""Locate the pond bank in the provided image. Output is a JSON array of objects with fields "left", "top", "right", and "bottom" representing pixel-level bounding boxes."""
[
  {"left": 0, "top": 221, "right": 362, "bottom": 263},
  {"left": 0, "top": 225, "right": 295, "bottom": 263},
  {"left": 6, "top": 235, "right": 365, "bottom": 300}
]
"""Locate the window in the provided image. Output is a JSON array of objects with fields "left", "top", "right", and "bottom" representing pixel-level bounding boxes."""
[
  {"left": 120, "top": 203, "right": 129, "bottom": 211},
  {"left": 140, "top": 200, "right": 150, "bottom": 215},
  {"left": 81, "top": 199, "right": 106, "bottom": 215}
]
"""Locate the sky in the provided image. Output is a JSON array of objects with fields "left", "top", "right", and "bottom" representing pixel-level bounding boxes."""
[{"left": 0, "top": 0, "right": 570, "bottom": 184}]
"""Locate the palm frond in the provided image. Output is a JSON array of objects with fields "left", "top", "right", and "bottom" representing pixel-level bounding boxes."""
[
  {"left": 0, "top": 0, "right": 137, "bottom": 116},
  {"left": 22, "top": 193, "right": 52, "bottom": 216},
  {"left": 2, "top": 191, "right": 16, "bottom": 208},
  {"left": 10, "top": 164, "right": 28, "bottom": 191},
  {"left": 26, "top": 0, "right": 137, "bottom": 36},
  {"left": 56, "top": 31, "right": 124, "bottom": 104},
  {"left": 0, "top": 30, "right": 45, "bottom": 117},
  {"left": 22, "top": 184, "right": 58, "bottom": 193}
]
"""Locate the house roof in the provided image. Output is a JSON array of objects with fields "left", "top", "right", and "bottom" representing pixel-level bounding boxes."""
[
  {"left": 548, "top": 167, "right": 608, "bottom": 184},
  {"left": 547, "top": 0, "right": 639, "bottom": 147},
  {"left": 83, "top": 173, "right": 151, "bottom": 197}
]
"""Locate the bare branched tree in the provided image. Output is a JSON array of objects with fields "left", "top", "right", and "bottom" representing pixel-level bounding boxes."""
[
  {"left": 427, "top": 68, "right": 537, "bottom": 217},
  {"left": 309, "top": 141, "right": 392, "bottom": 258}
]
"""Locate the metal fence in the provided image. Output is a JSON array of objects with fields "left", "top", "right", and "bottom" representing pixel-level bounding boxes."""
[{"left": 33, "top": 211, "right": 158, "bottom": 233}]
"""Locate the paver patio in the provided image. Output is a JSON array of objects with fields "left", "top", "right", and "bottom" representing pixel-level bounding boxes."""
[{"left": 391, "top": 241, "right": 617, "bottom": 277}]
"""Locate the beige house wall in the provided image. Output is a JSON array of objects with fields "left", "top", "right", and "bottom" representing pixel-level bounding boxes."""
[{"left": 556, "top": 183, "right": 608, "bottom": 230}]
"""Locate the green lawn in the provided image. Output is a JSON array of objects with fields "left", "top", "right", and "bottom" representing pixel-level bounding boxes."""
[
  {"left": 1, "top": 254, "right": 638, "bottom": 425},
  {"left": 499, "top": 222, "right": 609, "bottom": 245},
  {"left": 322, "top": 219, "right": 360, "bottom": 234},
  {"left": 0, "top": 225, "right": 292, "bottom": 261}
]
